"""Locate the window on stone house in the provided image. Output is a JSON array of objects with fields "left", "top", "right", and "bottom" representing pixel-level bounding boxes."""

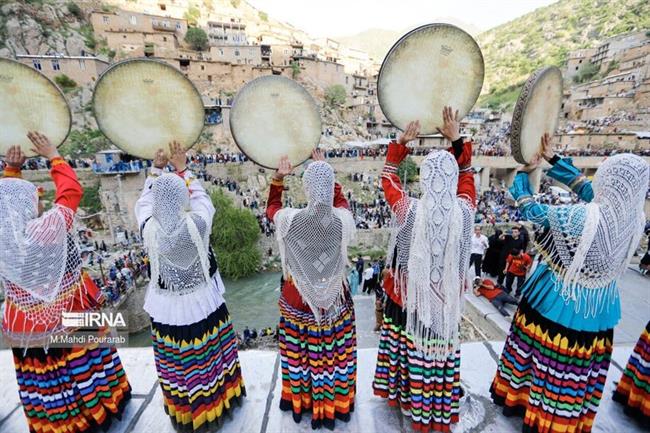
[
  {"left": 79, "top": 59, "right": 86, "bottom": 70},
  {"left": 33, "top": 59, "right": 42, "bottom": 70},
  {"left": 159, "top": 4, "right": 166, "bottom": 10},
  {"left": 163, "top": 36, "right": 167, "bottom": 42},
  {"left": 235, "top": 50, "right": 240, "bottom": 56},
  {"left": 201, "top": 65, "right": 205, "bottom": 70},
  {"left": 176, "top": 22, "right": 182, "bottom": 30},
  {"left": 208, "top": 75, "right": 212, "bottom": 82},
  {"left": 130, "top": 15, "right": 137, "bottom": 25},
  {"left": 52, "top": 60, "right": 60, "bottom": 71}
]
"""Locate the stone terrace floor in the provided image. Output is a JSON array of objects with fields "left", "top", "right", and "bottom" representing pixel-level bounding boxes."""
[{"left": 1, "top": 267, "right": 648, "bottom": 433}]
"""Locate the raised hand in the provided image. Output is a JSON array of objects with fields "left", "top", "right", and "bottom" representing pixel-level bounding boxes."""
[
  {"left": 27, "top": 132, "right": 59, "bottom": 159},
  {"left": 168, "top": 141, "right": 187, "bottom": 172},
  {"left": 153, "top": 148, "right": 168, "bottom": 169},
  {"left": 5, "top": 145, "right": 26, "bottom": 169},
  {"left": 436, "top": 106, "right": 461, "bottom": 142},
  {"left": 274, "top": 155, "right": 293, "bottom": 181},
  {"left": 311, "top": 148, "right": 325, "bottom": 161},
  {"left": 540, "top": 133, "right": 555, "bottom": 162},
  {"left": 520, "top": 153, "right": 542, "bottom": 173},
  {"left": 398, "top": 120, "right": 420, "bottom": 145}
]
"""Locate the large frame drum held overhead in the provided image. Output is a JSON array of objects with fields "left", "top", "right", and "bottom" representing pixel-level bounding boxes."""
[
  {"left": 377, "top": 23, "right": 484, "bottom": 135},
  {"left": 229, "top": 75, "right": 322, "bottom": 169},
  {"left": 0, "top": 57, "right": 72, "bottom": 157},
  {"left": 510, "top": 66, "right": 563, "bottom": 164},
  {"left": 92, "top": 58, "right": 205, "bottom": 160}
]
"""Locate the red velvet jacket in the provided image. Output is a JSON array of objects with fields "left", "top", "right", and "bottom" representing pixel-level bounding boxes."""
[
  {"left": 381, "top": 140, "right": 477, "bottom": 306},
  {"left": 266, "top": 177, "right": 350, "bottom": 312},
  {"left": 2, "top": 159, "right": 101, "bottom": 337}
]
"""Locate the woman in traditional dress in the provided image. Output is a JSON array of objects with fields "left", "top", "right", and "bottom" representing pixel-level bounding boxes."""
[
  {"left": 348, "top": 265, "right": 360, "bottom": 296},
  {"left": 266, "top": 150, "right": 357, "bottom": 429},
  {"left": 490, "top": 133, "right": 649, "bottom": 433},
  {"left": 373, "top": 107, "right": 477, "bottom": 433},
  {"left": 135, "top": 142, "right": 245, "bottom": 432},
  {"left": 0, "top": 135, "right": 131, "bottom": 433},
  {"left": 612, "top": 321, "right": 650, "bottom": 428}
]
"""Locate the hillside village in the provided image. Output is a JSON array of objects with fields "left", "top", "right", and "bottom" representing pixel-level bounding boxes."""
[{"left": 0, "top": 0, "right": 648, "bottom": 155}]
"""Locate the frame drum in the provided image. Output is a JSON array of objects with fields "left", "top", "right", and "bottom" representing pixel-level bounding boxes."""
[
  {"left": 510, "top": 66, "right": 563, "bottom": 164},
  {"left": 92, "top": 59, "right": 204, "bottom": 160},
  {"left": 378, "top": 23, "right": 484, "bottom": 135},
  {"left": 0, "top": 58, "right": 72, "bottom": 157},
  {"left": 229, "top": 76, "right": 321, "bottom": 169}
]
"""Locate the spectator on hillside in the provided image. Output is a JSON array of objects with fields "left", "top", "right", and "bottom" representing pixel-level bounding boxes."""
[
  {"left": 362, "top": 264, "right": 374, "bottom": 294},
  {"left": 482, "top": 228, "right": 504, "bottom": 277},
  {"left": 470, "top": 226, "right": 489, "bottom": 277},
  {"left": 504, "top": 248, "right": 532, "bottom": 296},
  {"left": 473, "top": 278, "right": 518, "bottom": 317},
  {"left": 497, "top": 227, "right": 527, "bottom": 285}
]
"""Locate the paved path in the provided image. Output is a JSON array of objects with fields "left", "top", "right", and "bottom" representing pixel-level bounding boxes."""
[{"left": 466, "top": 268, "right": 650, "bottom": 343}]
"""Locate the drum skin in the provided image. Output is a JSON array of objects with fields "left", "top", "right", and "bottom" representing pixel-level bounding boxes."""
[
  {"left": 229, "top": 75, "right": 321, "bottom": 169},
  {"left": 0, "top": 58, "right": 71, "bottom": 157},
  {"left": 510, "top": 66, "right": 563, "bottom": 164},
  {"left": 378, "top": 23, "right": 484, "bottom": 135},
  {"left": 92, "top": 58, "right": 204, "bottom": 160}
]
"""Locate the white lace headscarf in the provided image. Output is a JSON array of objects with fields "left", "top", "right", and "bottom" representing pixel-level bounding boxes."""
[
  {"left": 143, "top": 174, "right": 211, "bottom": 295},
  {"left": 547, "top": 153, "right": 649, "bottom": 315},
  {"left": 387, "top": 150, "right": 474, "bottom": 359},
  {"left": 274, "top": 161, "right": 356, "bottom": 322},
  {"left": 0, "top": 178, "right": 81, "bottom": 344}
]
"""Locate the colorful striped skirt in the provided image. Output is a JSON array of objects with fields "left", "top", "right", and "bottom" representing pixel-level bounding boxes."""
[
  {"left": 150, "top": 302, "right": 245, "bottom": 432},
  {"left": 13, "top": 345, "right": 131, "bottom": 433},
  {"left": 278, "top": 295, "right": 357, "bottom": 429},
  {"left": 372, "top": 298, "right": 461, "bottom": 433},
  {"left": 612, "top": 320, "right": 650, "bottom": 427},
  {"left": 490, "top": 299, "right": 613, "bottom": 433}
]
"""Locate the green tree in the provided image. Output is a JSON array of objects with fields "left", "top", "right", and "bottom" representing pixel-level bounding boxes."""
[
  {"left": 59, "top": 129, "right": 109, "bottom": 158},
  {"left": 184, "top": 6, "right": 201, "bottom": 26},
  {"left": 573, "top": 62, "right": 599, "bottom": 83},
  {"left": 185, "top": 27, "right": 209, "bottom": 51},
  {"left": 79, "top": 24, "right": 97, "bottom": 49},
  {"left": 290, "top": 60, "right": 300, "bottom": 79},
  {"left": 67, "top": 2, "right": 83, "bottom": 19},
  {"left": 324, "top": 84, "right": 346, "bottom": 107},
  {"left": 398, "top": 156, "right": 418, "bottom": 184},
  {"left": 210, "top": 189, "right": 261, "bottom": 279},
  {"left": 54, "top": 74, "right": 77, "bottom": 92},
  {"left": 79, "top": 183, "right": 102, "bottom": 214},
  {"left": 259, "top": 11, "right": 268, "bottom": 21}
]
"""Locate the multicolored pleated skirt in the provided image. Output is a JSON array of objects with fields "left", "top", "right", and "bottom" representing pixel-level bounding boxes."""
[
  {"left": 490, "top": 299, "right": 613, "bottom": 433},
  {"left": 613, "top": 320, "right": 650, "bottom": 427},
  {"left": 150, "top": 302, "right": 245, "bottom": 432},
  {"left": 278, "top": 295, "right": 357, "bottom": 429},
  {"left": 13, "top": 345, "right": 131, "bottom": 433},
  {"left": 373, "top": 298, "right": 461, "bottom": 433}
]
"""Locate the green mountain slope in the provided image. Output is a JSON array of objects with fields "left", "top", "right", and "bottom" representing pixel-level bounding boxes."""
[{"left": 477, "top": 0, "right": 650, "bottom": 109}]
